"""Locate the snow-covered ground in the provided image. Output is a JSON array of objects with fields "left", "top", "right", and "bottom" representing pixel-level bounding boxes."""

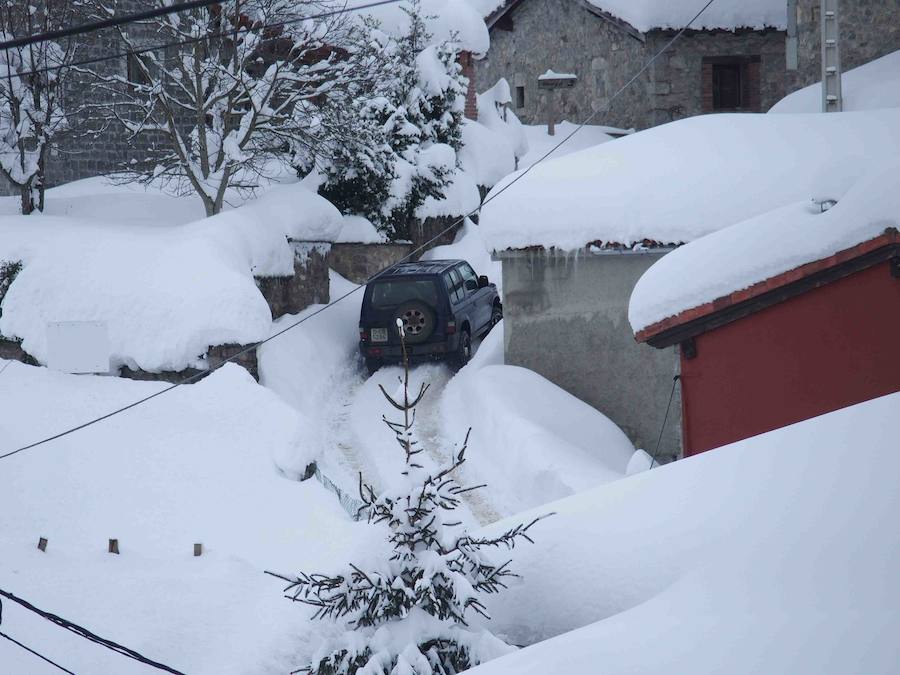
[
  {"left": 469, "top": 391, "right": 900, "bottom": 673},
  {"left": 770, "top": 49, "right": 900, "bottom": 114},
  {"left": 0, "top": 360, "right": 378, "bottom": 674}
]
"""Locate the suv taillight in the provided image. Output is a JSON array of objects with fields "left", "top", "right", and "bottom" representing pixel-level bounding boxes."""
[
  {"left": 446, "top": 320, "right": 457, "bottom": 335},
  {"left": 359, "top": 326, "right": 367, "bottom": 341}
]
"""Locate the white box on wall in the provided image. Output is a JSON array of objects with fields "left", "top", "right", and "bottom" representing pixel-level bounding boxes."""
[{"left": 46, "top": 321, "right": 110, "bottom": 374}]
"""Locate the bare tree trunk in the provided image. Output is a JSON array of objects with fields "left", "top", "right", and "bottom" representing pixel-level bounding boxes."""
[{"left": 19, "top": 183, "right": 35, "bottom": 215}]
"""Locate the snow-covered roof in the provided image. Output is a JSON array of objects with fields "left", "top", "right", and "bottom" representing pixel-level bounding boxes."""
[
  {"left": 480, "top": 109, "right": 900, "bottom": 252},
  {"left": 628, "top": 163, "right": 900, "bottom": 336},
  {"left": 483, "top": 0, "right": 786, "bottom": 32},
  {"left": 348, "top": 0, "right": 490, "bottom": 55},
  {"left": 469, "top": 389, "right": 900, "bottom": 671},
  {"left": 770, "top": 49, "right": 900, "bottom": 114}
]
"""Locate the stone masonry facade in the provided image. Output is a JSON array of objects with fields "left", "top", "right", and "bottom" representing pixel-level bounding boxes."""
[
  {"left": 475, "top": 0, "right": 788, "bottom": 130},
  {"left": 788, "top": 0, "right": 900, "bottom": 92}
]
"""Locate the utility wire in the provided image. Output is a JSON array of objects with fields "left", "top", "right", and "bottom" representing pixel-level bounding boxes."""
[
  {"left": 3, "top": 0, "right": 405, "bottom": 82},
  {"left": 0, "top": 0, "right": 720, "bottom": 462},
  {"left": 0, "top": 631, "right": 76, "bottom": 674},
  {"left": 0, "top": 589, "right": 186, "bottom": 674},
  {"left": 650, "top": 375, "right": 680, "bottom": 469},
  {"left": 0, "top": 0, "right": 235, "bottom": 52}
]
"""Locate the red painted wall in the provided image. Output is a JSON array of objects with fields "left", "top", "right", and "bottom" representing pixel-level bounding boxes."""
[{"left": 681, "top": 260, "right": 900, "bottom": 455}]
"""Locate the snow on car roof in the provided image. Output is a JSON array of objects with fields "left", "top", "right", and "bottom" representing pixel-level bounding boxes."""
[
  {"left": 482, "top": 0, "right": 787, "bottom": 32},
  {"left": 628, "top": 162, "right": 900, "bottom": 336},
  {"left": 480, "top": 108, "right": 900, "bottom": 253}
]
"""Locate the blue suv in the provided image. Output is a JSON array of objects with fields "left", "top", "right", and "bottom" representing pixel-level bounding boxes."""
[{"left": 358, "top": 259, "right": 502, "bottom": 373}]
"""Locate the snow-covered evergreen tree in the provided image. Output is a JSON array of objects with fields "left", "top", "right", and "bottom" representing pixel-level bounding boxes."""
[
  {"left": 0, "top": 0, "right": 77, "bottom": 214},
  {"left": 84, "top": 0, "right": 382, "bottom": 216},
  {"left": 270, "top": 321, "right": 545, "bottom": 675},
  {"left": 318, "top": 1, "right": 468, "bottom": 241}
]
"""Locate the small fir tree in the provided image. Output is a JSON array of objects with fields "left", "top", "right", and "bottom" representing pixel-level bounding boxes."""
[{"left": 269, "top": 320, "right": 545, "bottom": 675}]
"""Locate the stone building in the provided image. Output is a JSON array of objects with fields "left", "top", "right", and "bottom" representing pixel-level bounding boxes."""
[
  {"left": 474, "top": 0, "right": 788, "bottom": 131},
  {"left": 786, "top": 0, "right": 900, "bottom": 92}
]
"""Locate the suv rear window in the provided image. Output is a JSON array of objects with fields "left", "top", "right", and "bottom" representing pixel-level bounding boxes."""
[{"left": 370, "top": 279, "right": 439, "bottom": 309}]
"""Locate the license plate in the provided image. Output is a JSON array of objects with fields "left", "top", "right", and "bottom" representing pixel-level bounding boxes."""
[{"left": 370, "top": 328, "right": 388, "bottom": 343}]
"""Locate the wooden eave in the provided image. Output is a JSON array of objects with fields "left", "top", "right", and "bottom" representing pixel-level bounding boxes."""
[{"left": 636, "top": 228, "right": 900, "bottom": 349}]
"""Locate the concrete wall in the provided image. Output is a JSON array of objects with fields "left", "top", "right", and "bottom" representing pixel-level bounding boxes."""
[
  {"left": 788, "top": 0, "right": 900, "bottom": 93},
  {"left": 499, "top": 249, "right": 682, "bottom": 461}
]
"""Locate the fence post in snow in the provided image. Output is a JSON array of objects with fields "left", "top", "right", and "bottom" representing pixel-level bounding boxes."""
[
  {"left": 108, "top": 538, "right": 119, "bottom": 554},
  {"left": 37, "top": 537, "right": 47, "bottom": 552},
  {"left": 194, "top": 543, "right": 203, "bottom": 557}
]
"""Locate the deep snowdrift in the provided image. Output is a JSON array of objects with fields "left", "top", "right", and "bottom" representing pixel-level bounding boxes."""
[
  {"left": 0, "top": 360, "right": 375, "bottom": 674},
  {"left": 0, "top": 182, "right": 342, "bottom": 372},
  {"left": 771, "top": 49, "right": 900, "bottom": 114},
  {"left": 628, "top": 161, "right": 900, "bottom": 332},
  {"left": 480, "top": 109, "right": 900, "bottom": 251},
  {"left": 470, "top": 391, "right": 900, "bottom": 673}
]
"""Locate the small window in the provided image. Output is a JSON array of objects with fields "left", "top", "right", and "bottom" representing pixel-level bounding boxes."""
[
  {"left": 126, "top": 52, "right": 153, "bottom": 88},
  {"left": 370, "top": 279, "right": 438, "bottom": 309},
  {"left": 515, "top": 86, "right": 525, "bottom": 109},
  {"left": 712, "top": 63, "right": 742, "bottom": 109},
  {"left": 448, "top": 269, "right": 464, "bottom": 304}
]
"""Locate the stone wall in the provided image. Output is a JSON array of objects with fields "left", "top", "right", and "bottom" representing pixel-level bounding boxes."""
[
  {"left": 256, "top": 241, "right": 331, "bottom": 319},
  {"left": 498, "top": 249, "right": 682, "bottom": 462},
  {"left": 788, "top": 0, "right": 900, "bottom": 93},
  {"left": 330, "top": 243, "right": 415, "bottom": 284},
  {"left": 119, "top": 343, "right": 258, "bottom": 383},
  {"left": 476, "top": 0, "right": 653, "bottom": 130},
  {"left": 646, "top": 29, "right": 786, "bottom": 122},
  {"left": 475, "top": 0, "right": 787, "bottom": 130}
]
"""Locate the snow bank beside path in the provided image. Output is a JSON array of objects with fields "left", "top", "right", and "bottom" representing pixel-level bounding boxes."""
[
  {"left": 629, "top": 162, "right": 900, "bottom": 332},
  {"left": 481, "top": 109, "right": 900, "bottom": 251},
  {"left": 258, "top": 271, "right": 364, "bottom": 476},
  {"left": 0, "top": 182, "right": 341, "bottom": 372},
  {"left": 441, "top": 327, "right": 635, "bottom": 516},
  {"left": 0, "top": 360, "right": 373, "bottom": 674},
  {"left": 771, "top": 49, "right": 900, "bottom": 114},
  {"left": 469, "top": 391, "right": 900, "bottom": 670}
]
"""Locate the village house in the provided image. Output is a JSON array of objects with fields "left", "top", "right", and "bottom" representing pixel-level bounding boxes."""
[
  {"left": 479, "top": 102, "right": 900, "bottom": 463},
  {"left": 474, "top": 0, "right": 788, "bottom": 131},
  {"left": 630, "top": 169, "right": 900, "bottom": 456}
]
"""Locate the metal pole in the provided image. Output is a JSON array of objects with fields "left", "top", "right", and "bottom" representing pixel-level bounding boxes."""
[{"left": 820, "top": 0, "right": 842, "bottom": 112}]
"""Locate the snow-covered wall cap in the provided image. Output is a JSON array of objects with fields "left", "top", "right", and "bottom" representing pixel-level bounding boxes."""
[
  {"left": 538, "top": 70, "right": 577, "bottom": 80},
  {"left": 628, "top": 162, "right": 900, "bottom": 335},
  {"left": 770, "top": 49, "right": 900, "bottom": 114},
  {"left": 480, "top": 108, "right": 900, "bottom": 253},
  {"left": 348, "top": 0, "right": 490, "bottom": 55},
  {"left": 481, "top": 0, "right": 786, "bottom": 31}
]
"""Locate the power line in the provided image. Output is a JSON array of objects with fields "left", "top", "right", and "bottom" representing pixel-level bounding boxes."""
[
  {"left": 0, "top": 0, "right": 720, "bottom": 462},
  {"left": 4, "top": 0, "right": 405, "bottom": 82},
  {"left": 0, "top": 0, "right": 228, "bottom": 52},
  {"left": 0, "top": 589, "right": 186, "bottom": 674},
  {"left": 0, "top": 631, "right": 76, "bottom": 674}
]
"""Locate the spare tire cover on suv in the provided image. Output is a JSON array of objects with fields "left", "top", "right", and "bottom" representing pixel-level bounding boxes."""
[{"left": 395, "top": 301, "right": 436, "bottom": 344}]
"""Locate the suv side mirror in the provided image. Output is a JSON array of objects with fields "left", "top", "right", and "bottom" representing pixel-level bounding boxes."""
[
  {"left": 477, "top": 275, "right": 489, "bottom": 288},
  {"left": 465, "top": 279, "right": 479, "bottom": 292}
]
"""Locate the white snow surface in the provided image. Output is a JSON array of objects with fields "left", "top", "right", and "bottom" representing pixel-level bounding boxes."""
[
  {"left": 458, "top": 118, "right": 518, "bottom": 188},
  {"left": 469, "top": 391, "right": 900, "bottom": 673},
  {"left": 628, "top": 161, "right": 900, "bottom": 333},
  {"left": 349, "top": 0, "right": 490, "bottom": 55},
  {"left": 518, "top": 120, "right": 618, "bottom": 170},
  {"left": 480, "top": 0, "right": 786, "bottom": 31},
  {"left": 537, "top": 69, "right": 576, "bottom": 80},
  {"left": 0, "top": 360, "right": 377, "bottom": 674},
  {"left": 334, "top": 214, "right": 388, "bottom": 243},
  {"left": 0, "top": 181, "right": 341, "bottom": 372},
  {"left": 481, "top": 109, "right": 900, "bottom": 251},
  {"left": 771, "top": 49, "right": 900, "bottom": 114}
]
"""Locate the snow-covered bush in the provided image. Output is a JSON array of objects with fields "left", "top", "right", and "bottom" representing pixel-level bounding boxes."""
[
  {"left": 318, "top": 1, "right": 468, "bottom": 241},
  {"left": 84, "top": 0, "right": 383, "bottom": 216},
  {"left": 0, "top": 1, "right": 76, "bottom": 214},
  {"left": 270, "top": 326, "right": 543, "bottom": 674}
]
